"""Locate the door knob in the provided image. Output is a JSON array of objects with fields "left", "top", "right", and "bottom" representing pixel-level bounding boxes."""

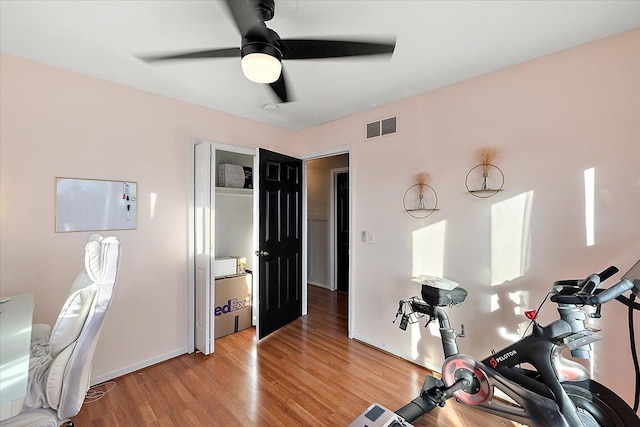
[{"left": 255, "top": 250, "right": 269, "bottom": 257}]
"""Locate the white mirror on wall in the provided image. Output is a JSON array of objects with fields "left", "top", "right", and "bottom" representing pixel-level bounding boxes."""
[{"left": 55, "top": 177, "right": 137, "bottom": 232}]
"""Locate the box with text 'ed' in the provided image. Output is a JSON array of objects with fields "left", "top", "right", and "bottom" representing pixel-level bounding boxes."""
[{"left": 214, "top": 273, "right": 252, "bottom": 339}]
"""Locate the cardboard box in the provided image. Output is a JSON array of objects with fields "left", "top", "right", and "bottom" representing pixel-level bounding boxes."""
[
  {"left": 214, "top": 273, "right": 252, "bottom": 339},
  {"left": 218, "top": 163, "right": 253, "bottom": 189},
  {"left": 214, "top": 257, "right": 238, "bottom": 278}
]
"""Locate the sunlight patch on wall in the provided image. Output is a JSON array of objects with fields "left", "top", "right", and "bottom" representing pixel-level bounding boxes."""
[
  {"left": 412, "top": 220, "right": 447, "bottom": 278},
  {"left": 491, "top": 192, "right": 534, "bottom": 286},
  {"left": 409, "top": 313, "right": 442, "bottom": 359},
  {"left": 508, "top": 290, "right": 527, "bottom": 316},
  {"left": 498, "top": 319, "right": 531, "bottom": 342},
  {"left": 411, "top": 220, "right": 448, "bottom": 354},
  {"left": 490, "top": 294, "right": 499, "bottom": 312},
  {"left": 410, "top": 322, "right": 420, "bottom": 360},
  {"left": 498, "top": 326, "right": 521, "bottom": 342},
  {"left": 427, "top": 320, "right": 440, "bottom": 337},
  {"left": 150, "top": 192, "right": 157, "bottom": 219},
  {"left": 491, "top": 289, "right": 529, "bottom": 317},
  {"left": 584, "top": 168, "right": 595, "bottom": 247}
]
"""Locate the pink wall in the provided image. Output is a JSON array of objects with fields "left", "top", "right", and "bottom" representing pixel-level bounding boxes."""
[
  {"left": 0, "top": 54, "right": 293, "bottom": 379},
  {"left": 2, "top": 27, "right": 639, "bottom": 406},
  {"left": 295, "top": 29, "right": 640, "bottom": 403}
]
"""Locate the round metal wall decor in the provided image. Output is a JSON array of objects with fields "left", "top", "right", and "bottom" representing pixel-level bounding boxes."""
[
  {"left": 465, "top": 164, "right": 504, "bottom": 198},
  {"left": 403, "top": 183, "right": 439, "bottom": 218}
]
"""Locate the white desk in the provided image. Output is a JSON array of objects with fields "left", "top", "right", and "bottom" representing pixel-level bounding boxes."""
[{"left": 0, "top": 293, "right": 34, "bottom": 420}]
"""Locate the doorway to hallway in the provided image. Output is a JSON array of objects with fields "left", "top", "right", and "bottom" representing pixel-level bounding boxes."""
[{"left": 306, "top": 153, "right": 349, "bottom": 333}]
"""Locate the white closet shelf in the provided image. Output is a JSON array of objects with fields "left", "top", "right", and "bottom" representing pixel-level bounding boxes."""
[{"left": 216, "top": 187, "right": 253, "bottom": 196}]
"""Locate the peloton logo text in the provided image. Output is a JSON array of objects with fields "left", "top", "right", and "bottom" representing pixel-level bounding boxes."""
[
  {"left": 214, "top": 298, "right": 248, "bottom": 316},
  {"left": 490, "top": 350, "right": 518, "bottom": 368}
]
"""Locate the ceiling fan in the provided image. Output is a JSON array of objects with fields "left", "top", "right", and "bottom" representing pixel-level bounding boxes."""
[{"left": 141, "top": 0, "right": 396, "bottom": 103}]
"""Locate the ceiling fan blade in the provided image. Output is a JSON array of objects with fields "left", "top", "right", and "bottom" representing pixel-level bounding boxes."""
[
  {"left": 280, "top": 39, "right": 396, "bottom": 60},
  {"left": 223, "top": 0, "right": 268, "bottom": 39},
  {"left": 140, "top": 48, "right": 241, "bottom": 62},
  {"left": 269, "top": 69, "right": 291, "bottom": 103}
]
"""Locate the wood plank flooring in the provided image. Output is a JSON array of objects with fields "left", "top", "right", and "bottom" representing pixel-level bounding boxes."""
[{"left": 73, "top": 286, "right": 521, "bottom": 426}]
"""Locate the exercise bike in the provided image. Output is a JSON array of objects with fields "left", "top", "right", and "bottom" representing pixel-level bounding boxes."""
[{"left": 350, "top": 262, "right": 640, "bottom": 427}]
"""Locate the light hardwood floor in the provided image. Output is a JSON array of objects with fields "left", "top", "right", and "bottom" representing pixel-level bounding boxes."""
[{"left": 73, "top": 286, "right": 520, "bottom": 426}]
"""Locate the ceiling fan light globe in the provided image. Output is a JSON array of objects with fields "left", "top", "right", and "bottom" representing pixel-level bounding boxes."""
[{"left": 241, "top": 53, "right": 282, "bottom": 84}]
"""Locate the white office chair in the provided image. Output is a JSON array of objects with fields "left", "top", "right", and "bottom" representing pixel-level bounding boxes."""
[{"left": 0, "top": 234, "right": 121, "bottom": 427}]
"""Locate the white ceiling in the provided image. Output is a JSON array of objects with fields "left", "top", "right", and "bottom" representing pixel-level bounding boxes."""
[{"left": 1, "top": 1, "right": 639, "bottom": 131}]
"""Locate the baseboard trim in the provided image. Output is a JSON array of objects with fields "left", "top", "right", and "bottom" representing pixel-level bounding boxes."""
[
  {"left": 351, "top": 333, "right": 441, "bottom": 374},
  {"left": 90, "top": 346, "right": 189, "bottom": 385},
  {"left": 308, "top": 281, "right": 330, "bottom": 289}
]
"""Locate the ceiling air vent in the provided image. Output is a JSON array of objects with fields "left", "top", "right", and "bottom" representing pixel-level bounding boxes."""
[{"left": 365, "top": 116, "right": 397, "bottom": 139}]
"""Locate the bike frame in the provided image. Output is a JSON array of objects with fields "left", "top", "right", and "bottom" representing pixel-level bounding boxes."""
[
  {"left": 422, "top": 304, "right": 594, "bottom": 426},
  {"left": 389, "top": 268, "right": 640, "bottom": 427}
]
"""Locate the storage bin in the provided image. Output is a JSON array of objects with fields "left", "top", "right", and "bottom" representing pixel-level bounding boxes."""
[
  {"left": 214, "top": 257, "right": 238, "bottom": 278},
  {"left": 218, "top": 163, "right": 252, "bottom": 188}
]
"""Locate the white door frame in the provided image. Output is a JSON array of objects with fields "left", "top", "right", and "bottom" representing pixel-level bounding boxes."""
[
  {"left": 188, "top": 141, "right": 195, "bottom": 353},
  {"left": 189, "top": 141, "right": 352, "bottom": 350},
  {"left": 188, "top": 139, "right": 258, "bottom": 353},
  {"left": 301, "top": 145, "right": 353, "bottom": 337},
  {"left": 193, "top": 141, "right": 214, "bottom": 355}
]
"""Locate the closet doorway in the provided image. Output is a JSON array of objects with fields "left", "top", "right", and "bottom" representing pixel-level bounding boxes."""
[{"left": 190, "top": 142, "right": 305, "bottom": 353}]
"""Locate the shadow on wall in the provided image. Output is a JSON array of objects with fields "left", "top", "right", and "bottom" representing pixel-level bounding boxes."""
[
  {"left": 409, "top": 191, "right": 537, "bottom": 364},
  {"left": 410, "top": 278, "right": 533, "bottom": 367}
]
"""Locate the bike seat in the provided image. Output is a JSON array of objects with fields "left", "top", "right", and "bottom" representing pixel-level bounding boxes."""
[
  {"left": 412, "top": 275, "right": 468, "bottom": 307},
  {"left": 421, "top": 284, "right": 468, "bottom": 307}
]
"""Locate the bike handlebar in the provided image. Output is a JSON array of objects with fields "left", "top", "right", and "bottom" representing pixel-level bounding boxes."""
[
  {"left": 547, "top": 266, "right": 630, "bottom": 359},
  {"left": 597, "top": 265, "right": 620, "bottom": 282},
  {"left": 551, "top": 278, "right": 633, "bottom": 306},
  {"left": 591, "top": 279, "right": 634, "bottom": 305},
  {"left": 576, "top": 266, "right": 619, "bottom": 296},
  {"left": 551, "top": 265, "right": 622, "bottom": 305}
]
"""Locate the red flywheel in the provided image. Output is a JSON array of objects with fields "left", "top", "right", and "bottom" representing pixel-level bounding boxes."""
[{"left": 442, "top": 355, "right": 492, "bottom": 405}]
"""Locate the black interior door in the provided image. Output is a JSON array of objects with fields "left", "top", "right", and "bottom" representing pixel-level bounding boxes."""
[
  {"left": 336, "top": 172, "right": 349, "bottom": 293},
  {"left": 257, "top": 148, "right": 303, "bottom": 339}
]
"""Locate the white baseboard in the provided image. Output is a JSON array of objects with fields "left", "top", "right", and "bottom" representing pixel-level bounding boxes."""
[
  {"left": 90, "top": 346, "right": 189, "bottom": 385},
  {"left": 308, "top": 281, "right": 331, "bottom": 289},
  {"left": 351, "top": 333, "right": 441, "bottom": 374}
]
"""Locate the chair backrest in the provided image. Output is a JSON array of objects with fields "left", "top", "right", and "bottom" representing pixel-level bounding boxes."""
[{"left": 45, "top": 234, "right": 121, "bottom": 420}]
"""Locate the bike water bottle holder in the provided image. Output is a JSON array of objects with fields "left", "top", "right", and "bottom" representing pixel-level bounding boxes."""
[{"left": 560, "top": 326, "right": 602, "bottom": 351}]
